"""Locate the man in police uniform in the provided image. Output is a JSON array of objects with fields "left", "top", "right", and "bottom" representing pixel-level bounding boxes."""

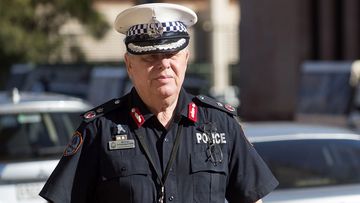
[{"left": 40, "top": 3, "right": 278, "bottom": 203}]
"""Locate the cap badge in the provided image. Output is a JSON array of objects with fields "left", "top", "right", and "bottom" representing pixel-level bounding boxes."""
[
  {"left": 188, "top": 102, "right": 198, "bottom": 122},
  {"left": 130, "top": 107, "right": 145, "bottom": 127},
  {"left": 147, "top": 17, "right": 163, "bottom": 39}
]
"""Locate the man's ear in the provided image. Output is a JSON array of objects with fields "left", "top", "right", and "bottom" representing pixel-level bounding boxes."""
[
  {"left": 185, "top": 49, "right": 190, "bottom": 64},
  {"left": 124, "top": 52, "right": 132, "bottom": 78}
]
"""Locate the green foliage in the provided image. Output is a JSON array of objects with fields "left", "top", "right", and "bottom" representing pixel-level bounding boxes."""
[{"left": 0, "top": 0, "right": 109, "bottom": 68}]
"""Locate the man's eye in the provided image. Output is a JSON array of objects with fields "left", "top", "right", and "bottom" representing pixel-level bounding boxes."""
[
  {"left": 166, "top": 54, "right": 175, "bottom": 58},
  {"left": 141, "top": 56, "right": 156, "bottom": 62},
  {"left": 167, "top": 52, "right": 180, "bottom": 59}
]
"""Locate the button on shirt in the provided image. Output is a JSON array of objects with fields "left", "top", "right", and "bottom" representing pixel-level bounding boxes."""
[{"left": 39, "top": 88, "right": 278, "bottom": 203}]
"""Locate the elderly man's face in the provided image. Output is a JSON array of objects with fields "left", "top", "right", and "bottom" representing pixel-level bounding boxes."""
[{"left": 125, "top": 49, "right": 189, "bottom": 100}]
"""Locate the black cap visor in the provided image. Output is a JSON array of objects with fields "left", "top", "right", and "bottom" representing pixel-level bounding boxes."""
[{"left": 125, "top": 32, "right": 189, "bottom": 55}]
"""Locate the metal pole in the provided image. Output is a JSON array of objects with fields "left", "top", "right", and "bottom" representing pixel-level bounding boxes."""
[{"left": 210, "top": 0, "right": 230, "bottom": 95}]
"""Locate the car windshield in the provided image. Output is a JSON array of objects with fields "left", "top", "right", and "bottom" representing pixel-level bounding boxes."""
[
  {"left": 254, "top": 139, "right": 360, "bottom": 189},
  {"left": 0, "top": 112, "right": 82, "bottom": 161}
]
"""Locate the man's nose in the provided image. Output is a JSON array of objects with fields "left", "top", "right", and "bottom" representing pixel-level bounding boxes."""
[{"left": 159, "top": 57, "right": 171, "bottom": 69}]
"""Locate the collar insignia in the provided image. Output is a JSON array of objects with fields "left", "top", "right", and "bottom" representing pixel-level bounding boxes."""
[
  {"left": 130, "top": 107, "right": 145, "bottom": 127},
  {"left": 188, "top": 102, "right": 198, "bottom": 122}
]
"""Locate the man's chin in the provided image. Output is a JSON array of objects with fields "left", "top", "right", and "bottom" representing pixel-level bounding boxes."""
[{"left": 155, "top": 86, "right": 179, "bottom": 98}]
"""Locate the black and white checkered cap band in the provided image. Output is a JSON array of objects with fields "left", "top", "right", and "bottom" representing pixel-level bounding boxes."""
[{"left": 126, "top": 21, "right": 187, "bottom": 37}]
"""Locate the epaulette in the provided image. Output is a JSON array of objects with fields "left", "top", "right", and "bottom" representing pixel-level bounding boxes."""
[
  {"left": 194, "top": 95, "right": 237, "bottom": 116},
  {"left": 82, "top": 98, "right": 124, "bottom": 123}
]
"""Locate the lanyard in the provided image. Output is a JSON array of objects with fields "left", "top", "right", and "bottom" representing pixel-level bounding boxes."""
[{"left": 134, "top": 124, "right": 183, "bottom": 203}]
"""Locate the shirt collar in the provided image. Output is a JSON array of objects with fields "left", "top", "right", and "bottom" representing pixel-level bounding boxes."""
[
  {"left": 130, "top": 88, "right": 152, "bottom": 119},
  {"left": 129, "top": 88, "right": 197, "bottom": 128},
  {"left": 177, "top": 88, "right": 197, "bottom": 122}
]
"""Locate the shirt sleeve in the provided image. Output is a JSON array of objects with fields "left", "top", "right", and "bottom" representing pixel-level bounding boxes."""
[
  {"left": 226, "top": 121, "right": 279, "bottom": 203},
  {"left": 39, "top": 121, "right": 99, "bottom": 203}
]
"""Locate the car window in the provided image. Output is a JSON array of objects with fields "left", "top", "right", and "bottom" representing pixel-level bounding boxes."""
[
  {"left": 254, "top": 139, "right": 360, "bottom": 189},
  {"left": 0, "top": 112, "right": 82, "bottom": 161}
]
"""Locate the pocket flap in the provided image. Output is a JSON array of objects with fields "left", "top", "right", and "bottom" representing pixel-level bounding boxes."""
[
  {"left": 190, "top": 151, "right": 228, "bottom": 174},
  {"left": 102, "top": 154, "right": 151, "bottom": 179}
]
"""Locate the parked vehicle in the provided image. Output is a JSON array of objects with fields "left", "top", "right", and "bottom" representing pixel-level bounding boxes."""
[
  {"left": 0, "top": 89, "right": 91, "bottom": 203},
  {"left": 242, "top": 122, "right": 360, "bottom": 203},
  {"left": 7, "top": 64, "right": 211, "bottom": 107}
]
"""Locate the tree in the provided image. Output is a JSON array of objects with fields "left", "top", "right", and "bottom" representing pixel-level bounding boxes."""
[{"left": 0, "top": 0, "right": 110, "bottom": 87}]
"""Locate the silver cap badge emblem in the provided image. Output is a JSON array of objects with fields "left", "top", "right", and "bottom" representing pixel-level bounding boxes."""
[{"left": 147, "top": 17, "right": 163, "bottom": 38}]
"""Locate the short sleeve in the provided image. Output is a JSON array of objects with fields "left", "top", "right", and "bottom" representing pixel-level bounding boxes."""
[
  {"left": 39, "top": 121, "right": 99, "bottom": 203},
  {"left": 226, "top": 122, "right": 278, "bottom": 203}
]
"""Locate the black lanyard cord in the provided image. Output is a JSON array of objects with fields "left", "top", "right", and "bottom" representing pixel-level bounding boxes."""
[{"left": 135, "top": 124, "right": 183, "bottom": 203}]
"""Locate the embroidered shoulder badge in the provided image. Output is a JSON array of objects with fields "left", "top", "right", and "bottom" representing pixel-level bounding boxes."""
[{"left": 64, "top": 131, "right": 83, "bottom": 156}]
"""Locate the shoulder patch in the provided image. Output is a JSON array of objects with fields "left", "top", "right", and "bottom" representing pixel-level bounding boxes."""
[
  {"left": 63, "top": 131, "right": 83, "bottom": 156},
  {"left": 194, "top": 95, "right": 238, "bottom": 116},
  {"left": 82, "top": 98, "right": 123, "bottom": 123}
]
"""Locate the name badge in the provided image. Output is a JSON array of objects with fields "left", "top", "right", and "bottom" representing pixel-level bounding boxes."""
[{"left": 109, "top": 139, "right": 135, "bottom": 150}]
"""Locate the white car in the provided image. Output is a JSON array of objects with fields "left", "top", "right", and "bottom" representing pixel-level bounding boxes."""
[
  {"left": 0, "top": 89, "right": 91, "bottom": 203},
  {"left": 242, "top": 122, "right": 360, "bottom": 203}
]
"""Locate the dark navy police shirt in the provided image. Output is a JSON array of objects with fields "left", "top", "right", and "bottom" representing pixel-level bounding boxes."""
[{"left": 39, "top": 88, "right": 278, "bottom": 203}]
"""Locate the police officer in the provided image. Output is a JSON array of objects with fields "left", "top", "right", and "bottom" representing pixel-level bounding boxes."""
[{"left": 39, "top": 3, "right": 278, "bottom": 203}]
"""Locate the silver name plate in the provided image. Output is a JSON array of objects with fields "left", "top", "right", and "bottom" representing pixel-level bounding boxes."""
[{"left": 108, "top": 139, "right": 135, "bottom": 150}]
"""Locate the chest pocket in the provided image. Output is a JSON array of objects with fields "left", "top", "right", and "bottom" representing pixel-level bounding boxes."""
[
  {"left": 102, "top": 154, "right": 150, "bottom": 179},
  {"left": 190, "top": 151, "right": 228, "bottom": 203},
  {"left": 98, "top": 154, "right": 156, "bottom": 203}
]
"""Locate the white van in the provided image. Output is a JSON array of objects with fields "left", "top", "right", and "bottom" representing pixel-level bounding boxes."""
[{"left": 0, "top": 89, "right": 91, "bottom": 203}]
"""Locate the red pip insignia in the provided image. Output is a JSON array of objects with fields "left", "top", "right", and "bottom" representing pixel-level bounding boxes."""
[
  {"left": 130, "top": 107, "right": 145, "bottom": 127},
  {"left": 84, "top": 111, "right": 96, "bottom": 119},
  {"left": 188, "top": 102, "right": 198, "bottom": 122},
  {"left": 224, "top": 104, "right": 235, "bottom": 112},
  {"left": 63, "top": 131, "right": 83, "bottom": 156}
]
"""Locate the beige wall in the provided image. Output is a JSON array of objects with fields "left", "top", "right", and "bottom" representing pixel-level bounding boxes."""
[{"left": 60, "top": 2, "right": 132, "bottom": 62}]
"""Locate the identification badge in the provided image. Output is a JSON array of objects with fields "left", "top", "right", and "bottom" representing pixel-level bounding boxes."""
[{"left": 108, "top": 136, "right": 135, "bottom": 150}]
